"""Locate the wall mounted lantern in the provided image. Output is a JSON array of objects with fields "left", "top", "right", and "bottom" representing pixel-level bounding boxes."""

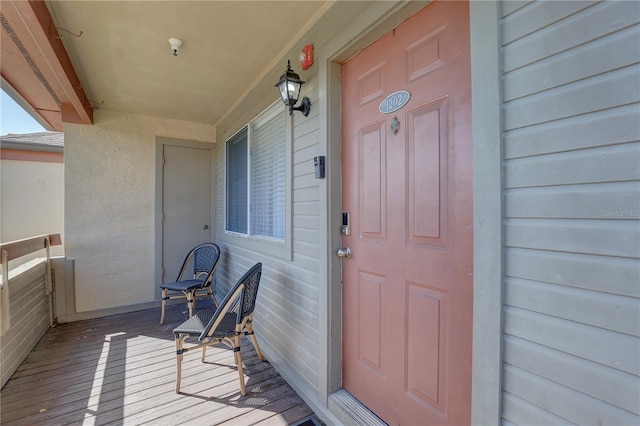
[{"left": 275, "top": 60, "right": 311, "bottom": 117}]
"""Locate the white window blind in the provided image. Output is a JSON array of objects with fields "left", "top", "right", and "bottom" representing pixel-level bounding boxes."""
[{"left": 250, "top": 107, "right": 285, "bottom": 239}]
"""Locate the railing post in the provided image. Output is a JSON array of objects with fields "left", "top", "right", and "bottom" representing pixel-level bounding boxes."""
[
  {"left": 0, "top": 249, "right": 10, "bottom": 335},
  {"left": 45, "top": 238, "right": 53, "bottom": 294},
  {"left": 44, "top": 237, "right": 55, "bottom": 326}
]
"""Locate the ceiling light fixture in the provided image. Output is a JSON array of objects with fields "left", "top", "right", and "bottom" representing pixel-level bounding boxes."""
[
  {"left": 275, "top": 60, "right": 311, "bottom": 117},
  {"left": 168, "top": 38, "right": 182, "bottom": 56}
]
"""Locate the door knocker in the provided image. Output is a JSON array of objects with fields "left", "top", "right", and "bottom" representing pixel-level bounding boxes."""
[{"left": 391, "top": 116, "right": 400, "bottom": 135}]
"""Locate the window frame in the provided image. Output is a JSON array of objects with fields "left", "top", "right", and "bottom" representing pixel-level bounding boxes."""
[
  {"left": 225, "top": 126, "right": 249, "bottom": 236},
  {"left": 223, "top": 100, "right": 292, "bottom": 260}
]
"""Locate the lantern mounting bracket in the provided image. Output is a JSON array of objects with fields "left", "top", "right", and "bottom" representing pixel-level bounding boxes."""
[{"left": 289, "top": 96, "right": 311, "bottom": 117}]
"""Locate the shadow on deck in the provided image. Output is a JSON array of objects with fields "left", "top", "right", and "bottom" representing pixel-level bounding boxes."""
[{"left": 1, "top": 302, "right": 316, "bottom": 425}]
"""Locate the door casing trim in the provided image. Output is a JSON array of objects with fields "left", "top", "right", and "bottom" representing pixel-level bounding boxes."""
[{"left": 317, "top": 1, "right": 504, "bottom": 425}]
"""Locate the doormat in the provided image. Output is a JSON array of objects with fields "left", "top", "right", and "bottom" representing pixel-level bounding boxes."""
[{"left": 291, "top": 414, "right": 322, "bottom": 426}]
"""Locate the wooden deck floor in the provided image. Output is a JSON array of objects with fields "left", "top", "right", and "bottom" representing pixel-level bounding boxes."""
[{"left": 1, "top": 303, "right": 315, "bottom": 425}]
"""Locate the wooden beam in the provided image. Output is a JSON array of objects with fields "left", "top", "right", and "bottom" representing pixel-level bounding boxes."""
[
  {"left": 0, "top": 234, "right": 62, "bottom": 264},
  {"left": 1, "top": 0, "right": 92, "bottom": 129}
]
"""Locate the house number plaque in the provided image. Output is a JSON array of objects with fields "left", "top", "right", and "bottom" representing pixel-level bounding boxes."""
[{"left": 378, "top": 90, "right": 411, "bottom": 114}]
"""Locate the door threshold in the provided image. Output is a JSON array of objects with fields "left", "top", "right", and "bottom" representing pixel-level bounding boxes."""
[{"left": 329, "top": 389, "right": 387, "bottom": 426}]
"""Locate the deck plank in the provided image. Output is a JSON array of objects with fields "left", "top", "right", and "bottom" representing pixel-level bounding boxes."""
[
  {"left": 217, "top": 394, "right": 313, "bottom": 425},
  {"left": 1, "top": 304, "right": 316, "bottom": 425}
]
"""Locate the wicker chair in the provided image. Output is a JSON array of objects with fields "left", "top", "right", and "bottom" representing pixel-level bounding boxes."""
[
  {"left": 160, "top": 242, "right": 221, "bottom": 324},
  {"left": 173, "top": 262, "right": 265, "bottom": 395}
]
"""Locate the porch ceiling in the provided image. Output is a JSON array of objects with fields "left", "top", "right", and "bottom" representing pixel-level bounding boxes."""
[{"left": 1, "top": 1, "right": 329, "bottom": 131}]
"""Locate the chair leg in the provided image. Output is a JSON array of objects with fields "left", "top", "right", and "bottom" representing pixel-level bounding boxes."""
[
  {"left": 160, "top": 289, "right": 168, "bottom": 324},
  {"left": 209, "top": 287, "right": 217, "bottom": 307},
  {"left": 245, "top": 321, "right": 264, "bottom": 362},
  {"left": 175, "top": 335, "right": 187, "bottom": 393},
  {"left": 187, "top": 290, "right": 195, "bottom": 318},
  {"left": 234, "top": 334, "right": 247, "bottom": 396},
  {"left": 201, "top": 345, "right": 207, "bottom": 362}
]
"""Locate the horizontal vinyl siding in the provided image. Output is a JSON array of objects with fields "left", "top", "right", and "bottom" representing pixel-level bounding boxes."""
[
  {"left": 500, "top": 1, "right": 640, "bottom": 425},
  {"left": 215, "top": 76, "right": 321, "bottom": 396}
]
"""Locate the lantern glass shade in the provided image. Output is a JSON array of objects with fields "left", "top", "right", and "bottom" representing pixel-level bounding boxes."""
[
  {"left": 278, "top": 81, "right": 300, "bottom": 107},
  {"left": 276, "top": 60, "right": 304, "bottom": 107}
]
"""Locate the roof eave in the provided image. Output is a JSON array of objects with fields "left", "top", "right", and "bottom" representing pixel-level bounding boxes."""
[{"left": 0, "top": 0, "right": 93, "bottom": 131}]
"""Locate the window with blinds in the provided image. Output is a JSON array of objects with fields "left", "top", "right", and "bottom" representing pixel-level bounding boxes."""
[
  {"left": 225, "top": 102, "right": 286, "bottom": 241},
  {"left": 226, "top": 127, "right": 248, "bottom": 234}
]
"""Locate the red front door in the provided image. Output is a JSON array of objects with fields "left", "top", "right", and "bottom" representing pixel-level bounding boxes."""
[{"left": 341, "top": 2, "right": 473, "bottom": 425}]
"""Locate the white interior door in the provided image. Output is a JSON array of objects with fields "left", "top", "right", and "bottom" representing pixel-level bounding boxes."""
[{"left": 162, "top": 144, "right": 212, "bottom": 283}]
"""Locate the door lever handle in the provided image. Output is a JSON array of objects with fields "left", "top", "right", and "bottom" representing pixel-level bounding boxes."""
[{"left": 337, "top": 247, "right": 351, "bottom": 258}]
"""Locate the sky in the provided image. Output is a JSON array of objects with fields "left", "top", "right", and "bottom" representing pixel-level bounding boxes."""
[{"left": 0, "top": 89, "right": 47, "bottom": 136}]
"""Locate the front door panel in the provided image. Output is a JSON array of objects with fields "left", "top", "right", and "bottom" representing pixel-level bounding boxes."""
[
  {"left": 342, "top": 2, "right": 472, "bottom": 425},
  {"left": 163, "top": 144, "right": 211, "bottom": 282}
]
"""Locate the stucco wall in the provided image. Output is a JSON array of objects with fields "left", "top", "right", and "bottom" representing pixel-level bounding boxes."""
[
  {"left": 64, "top": 109, "right": 215, "bottom": 312},
  {"left": 0, "top": 158, "right": 64, "bottom": 261}
]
